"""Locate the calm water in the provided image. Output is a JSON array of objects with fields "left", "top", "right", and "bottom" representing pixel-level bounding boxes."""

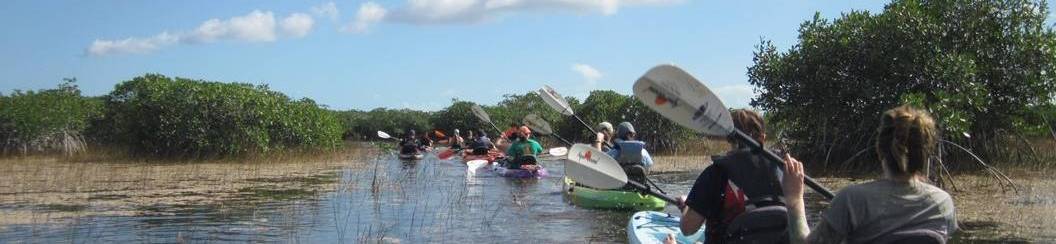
[
  {"left": 0, "top": 148, "right": 1050, "bottom": 243},
  {"left": 0, "top": 151, "right": 694, "bottom": 243}
]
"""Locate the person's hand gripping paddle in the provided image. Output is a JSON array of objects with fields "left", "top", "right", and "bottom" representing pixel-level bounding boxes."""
[{"left": 631, "top": 64, "right": 835, "bottom": 200}]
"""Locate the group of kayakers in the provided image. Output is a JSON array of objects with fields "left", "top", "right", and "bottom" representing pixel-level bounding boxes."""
[{"left": 394, "top": 105, "right": 955, "bottom": 243}]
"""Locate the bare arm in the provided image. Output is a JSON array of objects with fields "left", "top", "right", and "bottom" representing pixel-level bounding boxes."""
[{"left": 680, "top": 208, "right": 706, "bottom": 236}]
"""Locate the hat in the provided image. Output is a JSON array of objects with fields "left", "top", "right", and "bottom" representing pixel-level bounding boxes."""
[
  {"left": 454, "top": 129, "right": 460, "bottom": 134},
  {"left": 616, "top": 122, "right": 635, "bottom": 139},
  {"left": 597, "top": 122, "right": 614, "bottom": 134}
]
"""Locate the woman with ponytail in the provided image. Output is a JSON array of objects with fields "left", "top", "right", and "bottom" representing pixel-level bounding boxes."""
[{"left": 783, "top": 106, "right": 957, "bottom": 243}]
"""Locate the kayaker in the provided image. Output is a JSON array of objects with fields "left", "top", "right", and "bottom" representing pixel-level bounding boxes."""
[
  {"left": 419, "top": 132, "right": 433, "bottom": 151},
  {"left": 449, "top": 129, "right": 464, "bottom": 150},
  {"left": 782, "top": 106, "right": 956, "bottom": 243},
  {"left": 504, "top": 126, "right": 543, "bottom": 170},
  {"left": 470, "top": 129, "right": 495, "bottom": 155},
  {"left": 399, "top": 129, "right": 420, "bottom": 155},
  {"left": 606, "top": 122, "right": 653, "bottom": 184},
  {"left": 594, "top": 121, "right": 614, "bottom": 151},
  {"left": 673, "top": 109, "right": 786, "bottom": 242}
]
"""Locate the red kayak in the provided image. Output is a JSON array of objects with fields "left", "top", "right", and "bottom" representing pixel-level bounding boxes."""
[{"left": 462, "top": 150, "right": 505, "bottom": 163}]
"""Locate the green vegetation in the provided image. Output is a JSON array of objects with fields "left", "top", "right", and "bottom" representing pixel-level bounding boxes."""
[
  {"left": 0, "top": 79, "right": 102, "bottom": 155},
  {"left": 97, "top": 74, "right": 342, "bottom": 157},
  {"left": 749, "top": 0, "right": 1056, "bottom": 166}
]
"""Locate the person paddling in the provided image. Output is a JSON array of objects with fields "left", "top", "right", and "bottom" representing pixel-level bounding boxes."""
[
  {"left": 594, "top": 121, "right": 614, "bottom": 152},
  {"left": 399, "top": 129, "right": 421, "bottom": 155},
  {"left": 504, "top": 126, "right": 543, "bottom": 170},
  {"left": 606, "top": 122, "right": 653, "bottom": 185},
  {"left": 673, "top": 109, "right": 787, "bottom": 242},
  {"left": 469, "top": 129, "right": 496, "bottom": 155},
  {"left": 783, "top": 106, "right": 956, "bottom": 243},
  {"left": 419, "top": 132, "right": 434, "bottom": 151},
  {"left": 449, "top": 129, "right": 465, "bottom": 150}
]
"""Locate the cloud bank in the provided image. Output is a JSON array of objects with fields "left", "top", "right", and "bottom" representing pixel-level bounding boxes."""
[
  {"left": 88, "top": 10, "right": 314, "bottom": 56},
  {"left": 349, "top": 0, "right": 680, "bottom": 33}
]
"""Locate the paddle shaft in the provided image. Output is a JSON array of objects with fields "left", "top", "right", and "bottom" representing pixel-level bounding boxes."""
[
  {"left": 731, "top": 130, "right": 836, "bottom": 200},
  {"left": 626, "top": 180, "right": 678, "bottom": 204},
  {"left": 549, "top": 134, "right": 574, "bottom": 147},
  {"left": 568, "top": 114, "right": 617, "bottom": 149}
]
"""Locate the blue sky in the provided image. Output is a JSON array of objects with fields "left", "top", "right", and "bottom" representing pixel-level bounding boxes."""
[{"left": 0, "top": 0, "right": 891, "bottom": 111}]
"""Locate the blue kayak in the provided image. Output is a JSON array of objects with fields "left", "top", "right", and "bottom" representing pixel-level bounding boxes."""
[{"left": 628, "top": 211, "right": 705, "bottom": 244}]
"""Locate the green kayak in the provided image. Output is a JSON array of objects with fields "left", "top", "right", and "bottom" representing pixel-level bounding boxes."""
[{"left": 563, "top": 177, "right": 666, "bottom": 211}]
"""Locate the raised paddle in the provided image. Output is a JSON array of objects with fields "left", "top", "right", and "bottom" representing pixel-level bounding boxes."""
[
  {"left": 564, "top": 144, "right": 678, "bottom": 204},
  {"left": 470, "top": 104, "right": 504, "bottom": 135},
  {"left": 523, "top": 113, "right": 574, "bottom": 146},
  {"left": 632, "top": 64, "right": 836, "bottom": 200},
  {"left": 537, "top": 85, "right": 613, "bottom": 149},
  {"left": 376, "top": 131, "right": 399, "bottom": 141}
]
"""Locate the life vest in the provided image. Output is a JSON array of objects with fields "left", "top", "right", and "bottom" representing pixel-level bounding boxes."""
[{"left": 614, "top": 140, "right": 646, "bottom": 166}]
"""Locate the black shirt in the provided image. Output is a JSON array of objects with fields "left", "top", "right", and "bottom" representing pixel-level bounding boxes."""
[{"left": 685, "top": 148, "right": 785, "bottom": 240}]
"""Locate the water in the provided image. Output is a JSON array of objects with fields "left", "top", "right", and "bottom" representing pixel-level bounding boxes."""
[
  {"left": 0, "top": 150, "right": 693, "bottom": 243},
  {"left": 1, "top": 147, "right": 1053, "bottom": 243}
]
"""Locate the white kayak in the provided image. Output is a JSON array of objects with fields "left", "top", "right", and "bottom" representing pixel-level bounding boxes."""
[{"left": 628, "top": 211, "right": 705, "bottom": 244}]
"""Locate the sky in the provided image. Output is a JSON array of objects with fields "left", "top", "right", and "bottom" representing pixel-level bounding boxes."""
[{"left": 0, "top": 0, "right": 893, "bottom": 111}]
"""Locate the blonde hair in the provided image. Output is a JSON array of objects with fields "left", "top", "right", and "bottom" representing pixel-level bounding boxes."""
[{"left": 876, "top": 105, "right": 938, "bottom": 178}]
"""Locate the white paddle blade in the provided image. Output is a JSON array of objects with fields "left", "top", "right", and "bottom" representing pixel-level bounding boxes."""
[
  {"left": 377, "top": 131, "right": 392, "bottom": 139},
  {"left": 466, "top": 159, "right": 489, "bottom": 175},
  {"left": 538, "top": 85, "right": 574, "bottom": 116},
  {"left": 632, "top": 64, "right": 735, "bottom": 137},
  {"left": 523, "top": 114, "right": 554, "bottom": 135},
  {"left": 564, "top": 144, "right": 628, "bottom": 190},
  {"left": 548, "top": 147, "right": 568, "bottom": 156},
  {"left": 470, "top": 104, "right": 492, "bottom": 123}
]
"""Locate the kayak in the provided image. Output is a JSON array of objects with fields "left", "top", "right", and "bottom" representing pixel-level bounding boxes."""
[
  {"left": 628, "top": 211, "right": 706, "bottom": 244},
  {"left": 465, "top": 160, "right": 547, "bottom": 178},
  {"left": 563, "top": 177, "right": 666, "bottom": 211},
  {"left": 461, "top": 150, "right": 505, "bottom": 163},
  {"left": 398, "top": 153, "right": 423, "bottom": 160},
  {"left": 492, "top": 163, "right": 548, "bottom": 178}
]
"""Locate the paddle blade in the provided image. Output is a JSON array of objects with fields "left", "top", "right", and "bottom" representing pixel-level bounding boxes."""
[
  {"left": 470, "top": 104, "right": 493, "bottom": 124},
  {"left": 437, "top": 149, "right": 456, "bottom": 160},
  {"left": 466, "top": 159, "right": 489, "bottom": 175},
  {"left": 538, "top": 85, "right": 574, "bottom": 116},
  {"left": 377, "top": 131, "right": 392, "bottom": 139},
  {"left": 548, "top": 147, "right": 568, "bottom": 156},
  {"left": 523, "top": 114, "right": 555, "bottom": 135},
  {"left": 632, "top": 64, "right": 735, "bottom": 137},
  {"left": 564, "top": 144, "right": 628, "bottom": 190}
]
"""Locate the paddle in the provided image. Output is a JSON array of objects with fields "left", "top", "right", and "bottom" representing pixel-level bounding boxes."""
[
  {"left": 470, "top": 104, "right": 504, "bottom": 135},
  {"left": 537, "top": 86, "right": 614, "bottom": 146},
  {"left": 523, "top": 113, "right": 574, "bottom": 146},
  {"left": 565, "top": 144, "right": 678, "bottom": 203},
  {"left": 632, "top": 64, "right": 835, "bottom": 200},
  {"left": 377, "top": 131, "right": 399, "bottom": 141}
]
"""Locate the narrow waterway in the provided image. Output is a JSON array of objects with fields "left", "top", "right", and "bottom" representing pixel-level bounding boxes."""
[{"left": 0, "top": 144, "right": 1052, "bottom": 243}]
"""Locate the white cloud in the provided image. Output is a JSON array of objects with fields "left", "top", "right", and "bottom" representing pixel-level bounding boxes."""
[
  {"left": 280, "top": 13, "right": 315, "bottom": 38},
  {"left": 186, "top": 10, "right": 277, "bottom": 43},
  {"left": 571, "top": 63, "right": 603, "bottom": 85},
  {"left": 385, "top": 0, "right": 681, "bottom": 24},
  {"left": 713, "top": 84, "right": 758, "bottom": 109},
  {"left": 345, "top": 2, "right": 388, "bottom": 33},
  {"left": 88, "top": 10, "right": 317, "bottom": 56},
  {"left": 311, "top": 2, "right": 340, "bottom": 21},
  {"left": 87, "top": 32, "right": 178, "bottom": 56}
]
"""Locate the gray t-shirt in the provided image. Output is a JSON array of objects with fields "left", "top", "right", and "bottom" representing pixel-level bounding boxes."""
[{"left": 820, "top": 179, "right": 957, "bottom": 243}]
